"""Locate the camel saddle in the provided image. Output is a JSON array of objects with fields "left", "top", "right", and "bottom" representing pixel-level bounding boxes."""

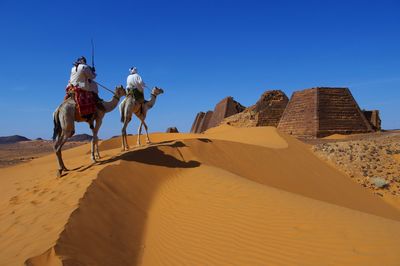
[
  {"left": 127, "top": 88, "right": 145, "bottom": 103},
  {"left": 65, "top": 85, "right": 97, "bottom": 122}
]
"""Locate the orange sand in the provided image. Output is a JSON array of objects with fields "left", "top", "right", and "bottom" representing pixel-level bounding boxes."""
[
  {"left": 1, "top": 126, "right": 400, "bottom": 265},
  {"left": 323, "top": 134, "right": 349, "bottom": 140}
]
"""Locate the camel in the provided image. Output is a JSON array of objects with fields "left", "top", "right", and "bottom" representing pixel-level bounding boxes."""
[
  {"left": 119, "top": 87, "right": 164, "bottom": 150},
  {"left": 53, "top": 86, "right": 126, "bottom": 177}
]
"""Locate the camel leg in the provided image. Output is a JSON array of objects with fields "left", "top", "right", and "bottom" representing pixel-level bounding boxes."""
[
  {"left": 137, "top": 122, "right": 143, "bottom": 146},
  {"left": 90, "top": 123, "right": 100, "bottom": 162},
  {"left": 90, "top": 137, "right": 96, "bottom": 162},
  {"left": 95, "top": 141, "right": 100, "bottom": 159},
  {"left": 91, "top": 118, "right": 103, "bottom": 160},
  {"left": 121, "top": 131, "right": 126, "bottom": 151},
  {"left": 121, "top": 118, "right": 130, "bottom": 151},
  {"left": 142, "top": 120, "right": 151, "bottom": 144},
  {"left": 54, "top": 131, "right": 72, "bottom": 177}
]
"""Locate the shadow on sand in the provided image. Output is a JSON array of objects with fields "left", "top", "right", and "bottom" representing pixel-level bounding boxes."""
[
  {"left": 62, "top": 140, "right": 207, "bottom": 177},
  {"left": 98, "top": 140, "right": 203, "bottom": 168}
]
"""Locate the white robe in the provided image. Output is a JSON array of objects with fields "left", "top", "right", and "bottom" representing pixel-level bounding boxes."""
[
  {"left": 69, "top": 64, "right": 98, "bottom": 93},
  {"left": 126, "top": 73, "right": 146, "bottom": 93}
]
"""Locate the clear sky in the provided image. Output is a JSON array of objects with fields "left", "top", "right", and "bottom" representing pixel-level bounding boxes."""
[{"left": 0, "top": 0, "right": 399, "bottom": 139}]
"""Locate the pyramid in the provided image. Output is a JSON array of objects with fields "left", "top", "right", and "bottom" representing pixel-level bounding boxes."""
[
  {"left": 207, "top": 97, "right": 246, "bottom": 128},
  {"left": 277, "top": 87, "right": 373, "bottom": 138},
  {"left": 362, "top": 110, "right": 381, "bottom": 131},
  {"left": 255, "top": 90, "right": 289, "bottom": 127},
  {"left": 221, "top": 90, "right": 289, "bottom": 128},
  {"left": 190, "top": 112, "right": 205, "bottom": 133},
  {"left": 190, "top": 97, "right": 245, "bottom": 133}
]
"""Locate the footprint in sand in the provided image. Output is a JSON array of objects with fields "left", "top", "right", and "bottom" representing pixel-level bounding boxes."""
[
  {"left": 30, "top": 200, "right": 40, "bottom": 205},
  {"left": 9, "top": 196, "right": 20, "bottom": 205},
  {"left": 39, "top": 188, "right": 49, "bottom": 196}
]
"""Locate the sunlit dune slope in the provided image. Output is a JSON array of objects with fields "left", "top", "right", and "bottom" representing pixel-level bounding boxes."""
[{"left": 25, "top": 126, "right": 400, "bottom": 265}]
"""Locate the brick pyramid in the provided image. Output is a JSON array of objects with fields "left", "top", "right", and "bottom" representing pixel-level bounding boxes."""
[
  {"left": 207, "top": 97, "right": 245, "bottom": 128},
  {"left": 255, "top": 90, "right": 289, "bottom": 127},
  {"left": 277, "top": 87, "right": 373, "bottom": 138},
  {"left": 190, "top": 97, "right": 245, "bottom": 133},
  {"left": 221, "top": 90, "right": 289, "bottom": 128}
]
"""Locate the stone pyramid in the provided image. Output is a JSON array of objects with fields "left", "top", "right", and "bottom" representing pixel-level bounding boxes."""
[
  {"left": 277, "top": 87, "right": 373, "bottom": 138},
  {"left": 190, "top": 97, "right": 245, "bottom": 133}
]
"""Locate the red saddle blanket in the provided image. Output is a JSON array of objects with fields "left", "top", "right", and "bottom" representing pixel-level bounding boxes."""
[{"left": 66, "top": 86, "right": 96, "bottom": 116}]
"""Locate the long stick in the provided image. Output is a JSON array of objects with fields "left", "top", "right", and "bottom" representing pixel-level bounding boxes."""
[
  {"left": 91, "top": 39, "right": 95, "bottom": 69},
  {"left": 92, "top": 80, "right": 115, "bottom": 94}
]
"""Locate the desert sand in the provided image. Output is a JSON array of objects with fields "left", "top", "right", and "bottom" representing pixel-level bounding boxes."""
[{"left": 1, "top": 126, "right": 400, "bottom": 265}]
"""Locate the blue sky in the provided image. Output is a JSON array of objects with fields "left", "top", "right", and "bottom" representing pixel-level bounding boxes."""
[{"left": 0, "top": 0, "right": 399, "bottom": 139}]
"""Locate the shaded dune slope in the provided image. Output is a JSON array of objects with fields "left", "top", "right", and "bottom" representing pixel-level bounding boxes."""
[{"left": 28, "top": 128, "right": 400, "bottom": 265}]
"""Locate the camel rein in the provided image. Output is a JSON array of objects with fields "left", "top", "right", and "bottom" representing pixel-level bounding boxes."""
[{"left": 92, "top": 80, "right": 116, "bottom": 95}]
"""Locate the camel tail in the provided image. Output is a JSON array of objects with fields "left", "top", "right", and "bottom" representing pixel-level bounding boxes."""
[{"left": 52, "top": 108, "right": 61, "bottom": 141}]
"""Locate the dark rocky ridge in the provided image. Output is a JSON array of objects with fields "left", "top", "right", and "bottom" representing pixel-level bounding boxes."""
[
  {"left": 68, "top": 134, "right": 93, "bottom": 142},
  {"left": 0, "top": 135, "right": 31, "bottom": 144}
]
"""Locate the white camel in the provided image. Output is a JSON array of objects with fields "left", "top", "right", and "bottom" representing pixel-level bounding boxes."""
[
  {"left": 53, "top": 86, "right": 126, "bottom": 177},
  {"left": 119, "top": 87, "right": 164, "bottom": 150}
]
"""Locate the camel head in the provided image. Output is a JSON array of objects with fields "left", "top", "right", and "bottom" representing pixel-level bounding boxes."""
[
  {"left": 151, "top": 86, "right": 164, "bottom": 96},
  {"left": 114, "top": 85, "right": 127, "bottom": 98}
]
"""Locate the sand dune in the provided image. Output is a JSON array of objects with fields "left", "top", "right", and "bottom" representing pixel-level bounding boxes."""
[{"left": 1, "top": 126, "right": 400, "bottom": 265}]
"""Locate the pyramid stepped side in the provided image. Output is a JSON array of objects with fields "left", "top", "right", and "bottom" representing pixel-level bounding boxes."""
[
  {"left": 363, "top": 110, "right": 381, "bottom": 131},
  {"left": 199, "top": 111, "right": 214, "bottom": 132},
  {"left": 256, "top": 90, "right": 289, "bottom": 127},
  {"left": 190, "top": 112, "right": 205, "bottom": 133},
  {"left": 317, "top": 88, "right": 373, "bottom": 137},
  {"left": 208, "top": 97, "right": 245, "bottom": 129},
  {"left": 277, "top": 88, "right": 318, "bottom": 138}
]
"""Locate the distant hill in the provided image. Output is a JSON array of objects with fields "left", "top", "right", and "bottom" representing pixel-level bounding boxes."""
[
  {"left": 0, "top": 135, "right": 31, "bottom": 144},
  {"left": 68, "top": 134, "right": 93, "bottom": 142}
]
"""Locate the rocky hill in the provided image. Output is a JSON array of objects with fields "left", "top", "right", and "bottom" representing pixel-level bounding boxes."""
[
  {"left": 68, "top": 134, "right": 93, "bottom": 142},
  {"left": 0, "top": 135, "right": 31, "bottom": 144}
]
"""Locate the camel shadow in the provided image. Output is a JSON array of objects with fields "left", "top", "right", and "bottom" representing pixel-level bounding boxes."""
[
  {"left": 98, "top": 140, "right": 202, "bottom": 168},
  {"left": 76, "top": 162, "right": 97, "bottom": 173}
]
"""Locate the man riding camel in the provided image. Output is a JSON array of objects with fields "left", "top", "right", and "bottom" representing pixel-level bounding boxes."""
[
  {"left": 69, "top": 56, "right": 98, "bottom": 94},
  {"left": 66, "top": 56, "right": 103, "bottom": 120},
  {"left": 126, "top": 66, "right": 146, "bottom": 103}
]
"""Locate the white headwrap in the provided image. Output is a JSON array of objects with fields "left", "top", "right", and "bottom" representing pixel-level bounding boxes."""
[{"left": 129, "top": 67, "right": 137, "bottom": 74}]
